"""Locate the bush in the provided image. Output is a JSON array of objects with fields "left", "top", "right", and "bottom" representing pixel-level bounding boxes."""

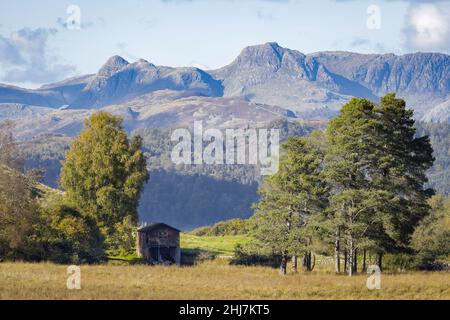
[
  {"left": 231, "top": 244, "right": 281, "bottom": 268},
  {"left": 28, "top": 196, "right": 106, "bottom": 264},
  {"left": 383, "top": 254, "right": 418, "bottom": 272},
  {"left": 411, "top": 194, "right": 450, "bottom": 270}
]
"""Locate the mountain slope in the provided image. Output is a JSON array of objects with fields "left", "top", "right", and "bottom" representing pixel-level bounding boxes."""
[
  {"left": 422, "top": 99, "right": 450, "bottom": 123},
  {"left": 310, "top": 51, "right": 450, "bottom": 115},
  {"left": 310, "top": 51, "right": 449, "bottom": 96},
  {"left": 0, "top": 84, "right": 67, "bottom": 108},
  {"left": 10, "top": 90, "right": 295, "bottom": 139}
]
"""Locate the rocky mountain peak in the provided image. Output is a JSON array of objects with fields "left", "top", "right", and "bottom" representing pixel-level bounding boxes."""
[
  {"left": 221, "top": 42, "right": 310, "bottom": 76},
  {"left": 97, "top": 55, "right": 129, "bottom": 77},
  {"left": 234, "top": 42, "right": 286, "bottom": 67}
]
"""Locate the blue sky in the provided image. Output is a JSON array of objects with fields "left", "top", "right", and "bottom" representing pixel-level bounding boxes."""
[{"left": 0, "top": 0, "right": 449, "bottom": 88}]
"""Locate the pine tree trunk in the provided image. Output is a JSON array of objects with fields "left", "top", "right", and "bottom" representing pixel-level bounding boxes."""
[
  {"left": 292, "top": 255, "right": 298, "bottom": 273},
  {"left": 302, "top": 251, "right": 308, "bottom": 270},
  {"left": 308, "top": 251, "right": 311, "bottom": 271},
  {"left": 302, "top": 251, "right": 314, "bottom": 271},
  {"left": 280, "top": 253, "right": 287, "bottom": 275},
  {"left": 362, "top": 249, "right": 367, "bottom": 272},
  {"left": 335, "top": 228, "right": 340, "bottom": 274},
  {"left": 344, "top": 250, "right": 348, "bottom": 273},
  {"left": 377, "top": 253, "right": 383, "bottom": 272},
  {"left": 353, "top": 248, "right": 357, "bottom": 273}
]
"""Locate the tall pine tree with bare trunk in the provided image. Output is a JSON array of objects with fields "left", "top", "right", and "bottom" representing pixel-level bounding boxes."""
[{"left": 252, "top": 135, "right": 328, "bottom": 275}]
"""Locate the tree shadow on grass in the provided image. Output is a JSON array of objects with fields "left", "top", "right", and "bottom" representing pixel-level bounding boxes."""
[{"left": 181, "top": 248, "right": 216, "bottom": 266}]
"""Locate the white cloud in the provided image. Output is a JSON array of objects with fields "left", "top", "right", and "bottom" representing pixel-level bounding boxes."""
[
  {"left": 404, "top": 3, "right": 450, "bottom": 52},
  {"left": 0, "top": 28, "right": 76, "bottom": 85}
]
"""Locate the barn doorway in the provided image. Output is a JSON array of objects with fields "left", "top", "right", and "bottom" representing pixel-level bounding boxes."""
[{"left": 149, "top": 246, "right": 176, "bottom": 263}]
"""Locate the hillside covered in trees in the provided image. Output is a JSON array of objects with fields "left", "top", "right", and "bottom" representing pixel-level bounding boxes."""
[{"left": 18, "top": 116, "right": 450, "bottom": 229}]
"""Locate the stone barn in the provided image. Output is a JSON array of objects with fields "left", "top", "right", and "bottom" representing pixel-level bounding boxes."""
[{"left": 136, "top": 223, "right": 181, "bottom": 265}]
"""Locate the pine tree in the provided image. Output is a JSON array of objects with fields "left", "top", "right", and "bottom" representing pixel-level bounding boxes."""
[
  {"left": 373, "top": 93, "right": 434, "bottom": 249},
  {"left": 252, "top": 135, "right": 328, "bottom": 274},
  {"left": 324, "top": 98, "right": 388, "bottom": 276}
]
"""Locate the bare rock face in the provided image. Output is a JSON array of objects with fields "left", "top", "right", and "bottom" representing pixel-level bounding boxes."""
[
  {"left": 311, "top": 51, "right": 450, "bottom": 115},
  {"left": 311, "top": 51, "right": 449, "bottom": 95}
]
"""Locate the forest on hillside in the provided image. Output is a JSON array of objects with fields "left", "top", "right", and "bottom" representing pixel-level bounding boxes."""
[{"left": 18, "top": 117, "right": 450, "bottom": 229}]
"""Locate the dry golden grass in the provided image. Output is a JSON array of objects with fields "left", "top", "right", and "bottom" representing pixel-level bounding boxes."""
[{"left": 0, "top": 262, "right": 449, "bottom": 300}]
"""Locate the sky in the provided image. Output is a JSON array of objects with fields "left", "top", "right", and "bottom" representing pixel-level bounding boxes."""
[{"left": 0, "top": 0, "right": 449, "bottom": 88}]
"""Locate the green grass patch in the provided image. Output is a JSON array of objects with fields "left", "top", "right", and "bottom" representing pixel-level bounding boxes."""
[
  {"left": 181, "top": 233, "right": 251, "bottom": 257},
  {"left": 106, "top": 234, "right": 252, "bottom": 266}
]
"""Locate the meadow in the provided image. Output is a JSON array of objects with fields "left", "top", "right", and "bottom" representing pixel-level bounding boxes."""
[
  {"left": 0, "top": 261, "right": 449, "bottom": 300},
  {"left": 0, "top": 234, "right": 449, "bottom": 300}
]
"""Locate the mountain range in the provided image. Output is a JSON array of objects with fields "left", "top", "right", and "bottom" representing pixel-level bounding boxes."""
[{"left": 1, "top": 42, "right": 449, "bottom": 138}]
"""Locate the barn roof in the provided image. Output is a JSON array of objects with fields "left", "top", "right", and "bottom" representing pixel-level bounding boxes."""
[{"left": 137, "top": 222, "right": 181, "bottom": 233}]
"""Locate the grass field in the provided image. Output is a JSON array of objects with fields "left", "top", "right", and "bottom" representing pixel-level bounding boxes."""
[
  {"left": 1, "top": 234, "right": 448, "bottom": 300},
  {"left": 0, "top": 262, "right": 449, "bottom": 300}
]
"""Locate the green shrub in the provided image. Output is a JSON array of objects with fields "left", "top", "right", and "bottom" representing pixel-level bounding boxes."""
[
  {"left": 28, "top": 195, "right": 106, "bottom": 264},
  {"left": 231, "top": 244, "right": 281, "bottom": 267},
  {"left": 411, "top": 194, "right": 450, "bottom": 270},
  {"left": 383, "top": 253, "right": 418, "bottom": 272}
]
